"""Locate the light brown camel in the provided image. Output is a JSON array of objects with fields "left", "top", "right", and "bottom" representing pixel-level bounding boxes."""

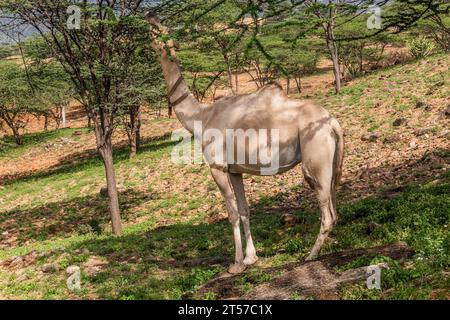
[{"left": 147, "top": 13, "right": 345, "bottom": 274}]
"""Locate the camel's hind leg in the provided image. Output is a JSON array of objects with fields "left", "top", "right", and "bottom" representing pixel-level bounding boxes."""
[{"left": 302, "top": 131, "right": 339, "bottom": 261}]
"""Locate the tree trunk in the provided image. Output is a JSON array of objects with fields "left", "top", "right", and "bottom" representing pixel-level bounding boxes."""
[
  {"left": 100, "top": 145, "right": 123, "bottom": 236},
  {"left": 324, "top": 22, "right": 342, "bottom": 94},
  {"left": 1, "top": 113, "right": 23, "bottom": 145},
  {"left": 61, "top": 105, "right": 67, "bottom": 128},
  {"left": 44, "top": 113, "right": 49, "bottom": 131},
  {"left": 11, "top": 125, "right": 23, "bottom": 145},
  {"left": 129, "top": 105, "right": 141, "bottom": 159},
  {"left": 294, "top": 77, "right": 302, "bottom": 94},
  {"left": 234, "top": 71, "right": 239, "bottom": 94},
  {"left": 95, "top": 121, "right": 123, "bottom": 236},
  {"left": 224, "top": 54, "right": 235, "bottom": 95}
]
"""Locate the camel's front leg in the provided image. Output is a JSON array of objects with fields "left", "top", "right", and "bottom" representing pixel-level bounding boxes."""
[
  {"left": 210, "top": 168, "right": 246, "bottom": 274},
  {"left": 229, "top": 173, "right": 258, "bottom": 266}
]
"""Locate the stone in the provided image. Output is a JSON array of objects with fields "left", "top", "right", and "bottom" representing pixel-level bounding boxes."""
[
  {"left": 361, "top": 132, "right": 382, "bottom": 142},
  {"left": 16, "top": 273, "right": 28, "bottom": 282},
  {"left": 409, "top": 140, "right": 418, "bottom": 149},
  {"left": 415, "top": 101, "right": 426, "bottom": 108},
  {"left": 66, "top": 265, "right": 81, "bottom": 275},
  {"left": 83, "top": 256, "right": 109, "bottom": 276},
  {"left": 393, "top": 118, "right": 408, "bottom": 127},
  {"left": 444, "top": 105, "right": 450, "bottom": 118},
  {"left": 281, "top": 214, "right": 298, "bottom": 227},
  {"left": 439, "top": 130, "right": 450, "bottom": 139},
  {"left": 41, "top": 263, "right": 59, "bottom": 273},
  {"left": 383, "top": 135, "right": 401, "bottom": 144},
  {"left": 415, "top": 101, "right": 431, "bottom": 110},
  {"left": 9, "top": 256, "right": 24, "bottom": 268},
  {"left": 366, "top": 222, "right": 381, "bottom": 235},
  {"left": 413, "top": 128, "right": 433, "bottom": 137}
]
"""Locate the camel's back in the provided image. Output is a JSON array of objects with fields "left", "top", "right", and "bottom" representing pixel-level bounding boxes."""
[{"left": 204, "top": 84, "right": 328, "bottom": 131}]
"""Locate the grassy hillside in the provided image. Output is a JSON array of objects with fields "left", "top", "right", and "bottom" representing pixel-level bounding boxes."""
[{"left": 0, "top": 53, "right": 448, "bottom": 300}]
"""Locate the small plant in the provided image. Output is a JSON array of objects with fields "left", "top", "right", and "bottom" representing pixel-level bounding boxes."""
[{"left": 407, "top": 37, "right": 436, "bottom": 59}]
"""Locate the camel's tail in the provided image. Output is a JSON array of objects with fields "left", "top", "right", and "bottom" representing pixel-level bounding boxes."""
[{"left": 330, "top": 118, "right": 344, "bottom": 214}]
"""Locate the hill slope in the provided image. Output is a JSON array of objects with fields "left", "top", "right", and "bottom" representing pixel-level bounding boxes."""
[{"left": 0, "top": 53, "right": 448, "bottom": 300}]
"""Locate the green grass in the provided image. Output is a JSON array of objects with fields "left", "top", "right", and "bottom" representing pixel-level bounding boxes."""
[
  {"left": 0, "top": 53, "right": 449, "bottom": 300},
  {"left": 0, "top": 125, "right": 448, "bottom": 299}
]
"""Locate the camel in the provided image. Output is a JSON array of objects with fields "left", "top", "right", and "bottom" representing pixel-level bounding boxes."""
[{"left": 146, "top": 13, "right": 345, "bottom": 274}]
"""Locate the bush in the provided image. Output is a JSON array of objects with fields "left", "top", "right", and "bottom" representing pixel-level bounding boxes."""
[{"left": 407, "top": 37, "right": 436, "bottom": 59}]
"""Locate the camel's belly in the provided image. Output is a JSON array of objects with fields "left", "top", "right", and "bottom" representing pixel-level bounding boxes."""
[
  {"left": 226, "top": 142, "right": 301, "bottom": 176},
  {"left": 202, "top": 125, "right": 301, "bottom": 176},
  {"left": 228, "top": 159, "right": 301, "bottom": 176}
]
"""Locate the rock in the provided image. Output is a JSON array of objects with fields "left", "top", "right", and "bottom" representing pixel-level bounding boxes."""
[
  {"left": 393, "top": 118, "right": 408, "bottom": 127},
  {"left": 16, "top": 272, "right": 28, "bottom": 283},
  {"left": 444, "top": 105, "right": 450, "bottom": 118},
  {"left": 366, "top": 222, "right": 381, "bottom": 235},
  {"left": 413, "top": 128, "right": 433, "bottom": 137},
  {"left": 9, "top": 256, "right": 24, "bottom": 268},
  {"left": 383, "top": 135, "right": 401, "bottom": 144},
  {"left": 415, "top": 101, "right": 432, "bottom": 110},
  {"left": 415, "top": 101, "right": 426, "bottom": 108},
  {"left": 439, "top": 130, "right": 450, "bottom": 139},
  {"left": 430, "top": 162, "right": 444, "bottom": 170},
  {"left": 361, "top": 132, "right": 382, "bottom": 142},
  {"left": 56, "top": 253, "right": 71, "bottom": 263},
  {"left": 281, "top": 214, "right": 298, "bottom": 227},
  {"left": 72, "top": 131, "right": 83, "bottom": 136},
  {"left": 41, "top": 263, "right": 59, "bottom": 273},
  {"left": 83, "top": 256, "right": 109, "bottom": 276},
  {"left": 66, "top": 265, "right": 80, "bottom": 275},
  {"left": 100, "top": 186, "right": 108, "bottom": 197},
  {"left": 409, "top": 140, "right": 418, "bottom": 149}
]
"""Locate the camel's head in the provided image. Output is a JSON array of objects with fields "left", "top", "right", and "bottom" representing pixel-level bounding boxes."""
[{"left": 146, "top": 11, "right": 179, "bottom": 55}]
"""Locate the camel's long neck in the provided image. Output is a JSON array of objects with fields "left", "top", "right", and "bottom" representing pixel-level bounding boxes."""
[{"left": 158, "top": 48, "right": 202, "bottom": 133}]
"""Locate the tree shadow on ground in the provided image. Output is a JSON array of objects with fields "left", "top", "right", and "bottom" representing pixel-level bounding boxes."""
[
  {"left": 59, "top": 170, "right": 448, "bottom": 299},
  {"left": 0, "top": 143, "right": 448, "bottom": 299},
  {"left": 56, "top": 147, "right": 449, "bottom": 299},
  {"left": 0, "top": 128, "right": 84, "bottom": 158},
  {"left": 0, "top": 133, "right": 175, "bottom": 185},
  {"left": 0, "top": 188, "right": 155, "bottom": 248}
]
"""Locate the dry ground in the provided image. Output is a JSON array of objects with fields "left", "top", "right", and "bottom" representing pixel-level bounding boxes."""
[{"left": 0, "top": 53, "right": 448, "bottom": 300}]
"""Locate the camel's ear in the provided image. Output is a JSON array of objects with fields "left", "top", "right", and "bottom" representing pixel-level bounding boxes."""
[
  {"left": 145, "top": 11, "right": 161, "bottom": 26},
  {"left": 145, "top": 11, "right": 169, "bottom": 34}
]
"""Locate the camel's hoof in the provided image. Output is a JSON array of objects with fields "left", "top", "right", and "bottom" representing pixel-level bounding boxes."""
[
  {"left": 228, "top": 263, "right": 247, "bottom": 274},
  {"left": 243, "top": 255, "right": 259, "bottom": 266}
]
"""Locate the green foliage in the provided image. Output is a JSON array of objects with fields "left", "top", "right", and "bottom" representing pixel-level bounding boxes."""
[
  {"left": 0, "top": 60, "right": 40, "bottom": 143},
  {"left": 410, "top": 14, "right": 450, "bottom": 53},
  {"left": 336, "top": 17, "right": 396, "bottom": 78},
  {"left": 408, "top": 36, "right": 436, "bottom": 59},
  {"left": 0, "top": 44, "right": 17, "bottom": 59}
]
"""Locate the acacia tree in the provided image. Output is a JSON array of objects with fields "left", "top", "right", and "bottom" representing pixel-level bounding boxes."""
[
  {"left": 31, "top": 62, "right": 75, "bottom": 130},
  {"left": 184, "top": 0, "right": 244, "bottom": 95},
  {"left": 0, "top": 60, "right": 36, "bottom": 145},
  {"left": 115, "top": 50, "right": 165, "bottom": 158},
  {"left": 0, "top": 0, "right": 156, "bottom": 235},
  {"left": 23, "top": 36, "right": 75, "bottom": 129}
]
